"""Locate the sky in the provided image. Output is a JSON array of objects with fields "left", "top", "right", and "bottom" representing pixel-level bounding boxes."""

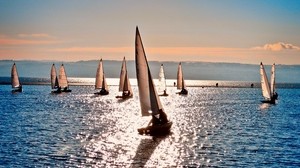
[{"left": 0, "top": 0, "right": 300, "bottom": 65}]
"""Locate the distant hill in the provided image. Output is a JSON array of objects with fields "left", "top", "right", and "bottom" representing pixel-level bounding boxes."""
[{"left": 1, "top": 60, "right": 300, "bottom": 83}]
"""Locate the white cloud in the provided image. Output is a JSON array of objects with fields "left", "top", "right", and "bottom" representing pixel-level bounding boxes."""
[
  {"left": 18, "top": 33, "right": 54, "bottom": 39},
  {"left": 252, "top": 42, "right": 300, "bottom": 51}
]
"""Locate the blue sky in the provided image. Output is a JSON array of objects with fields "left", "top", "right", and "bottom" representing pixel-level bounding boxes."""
[{"left": 0, "top": 0, "right": 300, "bottom": 64}]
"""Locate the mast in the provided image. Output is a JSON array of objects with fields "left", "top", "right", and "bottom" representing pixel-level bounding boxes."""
[
  {"left": 135, "top": 26, "right": 163, "bottom": 116},
  {"left": 11, "top": 63, "right": 21, "bottom": 88},
  {"left": 58, "top": 64, "right": 69, "bottom": 89},
  {"left": 260, "top": 62, "right": 271, "bottom": 100}
]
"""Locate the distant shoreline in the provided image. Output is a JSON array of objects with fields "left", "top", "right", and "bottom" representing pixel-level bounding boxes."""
[{"left": 1, "top": 77, "right": 300, "bottom": 89}]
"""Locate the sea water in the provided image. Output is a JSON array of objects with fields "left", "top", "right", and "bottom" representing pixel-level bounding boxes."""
[{"left": 0, "top": 82, "right": 300, "bottom": 167}]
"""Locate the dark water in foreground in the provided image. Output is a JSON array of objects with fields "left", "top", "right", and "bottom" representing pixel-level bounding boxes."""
[{"left": 0, "top": 85, "right": 300, "bottom": 167}]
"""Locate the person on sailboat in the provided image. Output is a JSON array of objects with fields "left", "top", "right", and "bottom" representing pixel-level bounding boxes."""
[
  {"left": 274, "top": 92, "right": 278, "bottom": 100},
  {"left": 147, "top": 109, "right": 169, "bottom": 126},
  {"left": 163, "top": 90, "right": 167, "bottom": 96},
  {"left": 122, "top": 90, "right": 131, "bottom": 97}
]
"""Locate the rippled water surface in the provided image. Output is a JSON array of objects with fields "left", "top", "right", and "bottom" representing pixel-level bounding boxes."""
[{"left": 0, "top": 85, "right": 300, "bottom": 167}]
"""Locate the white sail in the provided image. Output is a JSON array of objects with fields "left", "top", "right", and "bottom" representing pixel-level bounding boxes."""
[
  {"left": 119, "top": 57, "right": 132, "bottom": 93},
  {"left": 135, "top": 26, "right": 163, "bottom": 116},
  {"left": 177, "top": 62, "right": 185, "bottom": 89},
  {"left": 158, "top": 64, "right": 167, "bottom": 93},
  {"left": 95, "top": 59, "right": 104, "bottom": 89},
  {"left": 11, "top": 63, "right": 21, "bottom": 88},
  {"left": 270, "top": 63, "right": 276, "bottom": 96},
  {"left": 50, "top": 64, "right": 59, "bottom": 89},
  {"left": 260, "top": 62, "right": 271, "bottom": 100},
  {"left": 58, "top": 64, "right": 69, "bottom": 88},
  {"left": 102, "top": 73, "right": 109, "bottom": 90},
  {"left": 95, "top": 59, "right": 109, "bottom": 91}
]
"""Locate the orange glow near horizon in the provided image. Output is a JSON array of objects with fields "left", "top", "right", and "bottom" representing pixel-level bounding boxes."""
[{"left": 0, "top": 34, "right": 299, "bottom": 64}]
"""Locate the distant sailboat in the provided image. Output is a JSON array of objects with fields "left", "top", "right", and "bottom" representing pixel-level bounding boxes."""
[
  {"left": 50, "top": 64, "right": 59, "bottom": 93},
  {"left": 260, "top": 62, "right": 277, "bottom": 104},
  {"left": 116, "top": 57, "right": 132, "bottom": 98},
  {"left": 11, "top": 63, "right": 22, "bottom": 92},
  {"left": 158, "top": 64, "right": 168, "bottom": 96},
  {"left": 94, "top": 59, "right": 109, "bottom": 95},
  {"left": 52, "top": 64, "right": 72, "bottom": 93},
  {"left": 270, "top": 63, "right": 278, "bottom": 100},
  {"left": 135, "top": 26, "right": 172, "bottom": 136},
  {"left": 177, "top": 62, "right": 188, "bottom": 95}
]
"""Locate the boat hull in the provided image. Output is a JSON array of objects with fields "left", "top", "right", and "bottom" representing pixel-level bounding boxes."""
[
  {"left": 177, "top": 89, "right": 188, "bottom": 95},
  {"left": 62, "top": 89, "right": 72, "bottom": 92},
  {"left": 159, "top": 93, "right": 169, "bottom": 97},
  {"left": 12, "top": 87, "right": 22, "bottom": 93},
  {"left": 115, "top": 95, "right": 133, "bottom": 99},
  {"left": 94, "top": 90, "right": 109, "bottom": 95},
  {"left": 51, "top": 90, "right": 61, "bottom": 94},
  {"left": 261, "top": 99, "right": 276, "bottom": 104},
  {"left": 138, "top": 121, "right": 172, "bottom": 136},
  {"left": 51, "top": 88, "right": 71, "bottom": 94}
]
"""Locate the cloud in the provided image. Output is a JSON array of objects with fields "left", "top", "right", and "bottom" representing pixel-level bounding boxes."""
[
  {"left": 0, "top": 34, "right": 61, "bottom": 45},
  {"left": 252, "top": 42, "right": 300, "bottom": 51},
  {"left": 51, "top": 47, "right": 132, "bottom": 53},
  {"left": 51, "top": 46, "right": 247, "bottom": 55},
  {"left": 18, "top": 33, "right": 54, "bottom": 38}
]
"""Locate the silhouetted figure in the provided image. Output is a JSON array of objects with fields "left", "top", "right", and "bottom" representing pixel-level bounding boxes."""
[
  {"left": 274, "top": 92, "right": 278, "bottom": 100},
  {"left": 216, "top": 83, "right": 218, "bottom": 87},
  {"left": 174, "top": 82, "right": 176, "bottom": 87},
  {"left": 148, "top": 109, "right": 168, "bottom": 126},
  {"left": 251, "top": 83, "right": 254, "bottom": 88}
]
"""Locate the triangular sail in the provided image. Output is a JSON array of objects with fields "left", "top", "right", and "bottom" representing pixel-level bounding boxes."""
[
  {"left": 270, "top": 63, "right": 276, "bottom": 96},
  {"left": 51, "top": 64, "right": 59, "bottom": 89},
  {"left": 118, "top": 57, "right": 132, "bottom": 93},
  {"left": 95, "top": 59, "right": 104, "bottom": 89},
  {"left": 58, "top": 64, "right": 69, "bottom": 88},
  {"left": 135, "top": 26, "right": 163, "bottom": 116},
  {"left": 260, "top": 62, "right": 271, "bottom": 100},
  {"left": 177, "top": 62, "right": 185, "bottom": 89},
  {"left": 119, "top": 58, "right": 126, "bottom": 91},
  {"left": 123, "top": 71, "right": 132, "bottom": 93},
  {"left": 11, "top": 63, "right": 21, "bottom": 88},
  {"left": 102, "top": 73, "right": 109, "bottom": 90},
  {"left": 158, "top": 64, "right": 167, "bottom": 93}
]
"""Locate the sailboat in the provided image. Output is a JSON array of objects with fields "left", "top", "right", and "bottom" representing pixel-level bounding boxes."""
[
  {"left": 260, "top": 62, "right": 278, "bottom": 104},
  {"left": 51, "top": 63, "right": 72, "bottom": 93},
  {"left": 135, "top": 26, "right": 172, "bottom": 136},
  {"left": 116, "top": 57, "right": 133, "bottom": 99},
  {"left": 11, "top": 63, "right": 22, "bottom": 92},
  {"left": 50, "top": 64, "right": 60, "bottom": 93},
  {"left": 94, "top": 59, "right": 109, "bottom": 95},
  {"left": 176, "top": 62, "right": 188, "bottom": 95},
  {"left": 270, "top": 63, "right": 278, "bottom": 100},
  {"left": 158, "top": 64, "right": 168, "bottom": 96}
]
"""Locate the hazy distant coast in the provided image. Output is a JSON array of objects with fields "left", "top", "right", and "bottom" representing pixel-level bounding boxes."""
[{"left": 1, "top": 60, "right": 300, "bottom": 83}]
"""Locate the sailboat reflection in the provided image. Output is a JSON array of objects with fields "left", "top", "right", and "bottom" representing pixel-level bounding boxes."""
[
  {"left": 130, "top": 136, "right": 167, "bottom": 167},
  {"left": 259, "top": 103, "right": 271, "bottom": 110}
]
